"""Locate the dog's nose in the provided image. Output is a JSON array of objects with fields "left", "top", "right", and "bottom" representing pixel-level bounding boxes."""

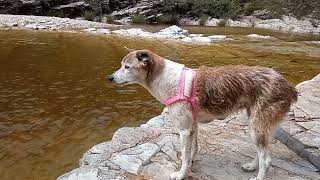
[{"left": 108, "top": 75, "right": 114, "bottom": 82}]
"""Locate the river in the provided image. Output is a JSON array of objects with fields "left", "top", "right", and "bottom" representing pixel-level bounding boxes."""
[{"left": 0, "top": 26, "right": 319, "bottom": 180}]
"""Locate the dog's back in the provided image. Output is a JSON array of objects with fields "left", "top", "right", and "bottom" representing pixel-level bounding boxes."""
[{"left": 196, "top": 65, "right": 297, "bottom": 130}]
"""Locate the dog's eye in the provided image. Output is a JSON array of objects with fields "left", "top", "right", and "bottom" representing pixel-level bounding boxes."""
[{"left": 125, "top": 65, "right": 130, "bottom": 69}]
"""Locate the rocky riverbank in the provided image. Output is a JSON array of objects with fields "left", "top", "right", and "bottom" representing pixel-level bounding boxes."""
[
  {"left": 179, "top": 15, "right": 320, "bottom": 35},
  {"left": 0, "top": 14, "right": 119, "bottom": 31},
  {"left": 58, "top": 74, "right": 320, "bottom": 179},
  {"left": 0, "top": 15, "right": 232, "bottom": 44}
]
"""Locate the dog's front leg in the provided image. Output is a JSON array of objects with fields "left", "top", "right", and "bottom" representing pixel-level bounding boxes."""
[
  {"left": 190, "top": 122, "right": 198, "bottom": 162},
  {"left": 170, "top": 129, "right": 192, "bottom": 180}
]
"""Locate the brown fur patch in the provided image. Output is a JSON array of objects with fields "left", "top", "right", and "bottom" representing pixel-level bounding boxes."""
[
  {"left": 135, "top": 50, "right": 165, "bottom": 86},
  {"left": 196, "top": 65, "right": 297, "bottom": 146}
]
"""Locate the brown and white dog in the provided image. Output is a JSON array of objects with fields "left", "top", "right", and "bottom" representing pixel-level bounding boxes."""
[{"left": 108, "top": 49, "right": 298, "bottom": 180}]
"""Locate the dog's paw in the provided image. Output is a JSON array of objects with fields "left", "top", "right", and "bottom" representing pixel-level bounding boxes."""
[
  {"left": 242, "top": 163, "right": 257, "bottom": 172},
  {"left": 249, "top": 178, "right": 257, "bottom": 180},
  {"left": 170, "top": 171, "right": 185, "bottom": 180}
]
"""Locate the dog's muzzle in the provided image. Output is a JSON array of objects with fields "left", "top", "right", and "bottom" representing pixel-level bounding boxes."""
[{"left": 108, "top": 75, "right": 114, "bottom": 82}]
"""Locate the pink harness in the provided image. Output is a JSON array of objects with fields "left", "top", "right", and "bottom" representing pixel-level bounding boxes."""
[{"left": 163, "top": 67, "right": 198, "bottom": 121}]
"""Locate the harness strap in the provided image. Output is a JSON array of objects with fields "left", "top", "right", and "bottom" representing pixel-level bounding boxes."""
[{"left": 163, "top": 67, "right": 197, "bottom": 121}]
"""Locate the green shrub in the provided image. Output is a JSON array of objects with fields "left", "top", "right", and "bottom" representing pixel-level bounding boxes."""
[
  {"left": 157, "top": 14, "right": 180, "bottom": 24},
  {"left": 106, "top": 15, "right": 114, "bottom": 23},
  {"left": 199, "top": 15, "right": 210, "bottom": 25},
  {"left": 190, "top": 0, "right": 240, "bottom": 19},
  {"left": 96, "top": 16, "right": 103, "bottom": 22},
  {"left": 161, "top": 0, "right": 192, "bottom": 16},
  {"left": 132, "top": 14, "right": 147, "bottom": 24},
  {"left": 83, "top": 11, "right": 96, "bottom": 21}
]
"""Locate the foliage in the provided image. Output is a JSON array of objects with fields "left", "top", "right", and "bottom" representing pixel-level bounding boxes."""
[
  {"left": 160, "top": 0, "right": 240, "bottom": 19},
  {"left": 159, "top": 0, "right": 320, "bottom": 20},
  {"left": 244, "top": 0, "right": 320, "bottom": 19},
  {"left": 132, "top": 14, "right": 147, "bottom": 24},
  {"left": 157, "top": 14, "right": 180, "bottom": 24},
  {"left": 190, "top": 0, "right": 240, "bottom": 19},
  {"left": 106, "top": 15, "right": 114, "bottom": 23},
  {"left": 83, "top": 11, "right": 96, "bottom": 21},
  {"left": 161, "top": 0, "right": 192, "bottom": 16},
  {"left": 96, "top": 16, "right": 103, "bottom": 22}
]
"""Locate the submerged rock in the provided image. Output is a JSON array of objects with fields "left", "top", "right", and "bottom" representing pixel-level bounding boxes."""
[
  {"left": 247, "top": 34, "right": 274, "bottom": 39},
  {"left": 191, "top": 36, "right": 212, "bottom": 43},
  {"left": 58, "top": 74, "right": 320, "bottom": 180},
  {"left": 95, "top": 28, "right": 111, "bottom": 34},
  {"left": 208, "top": 35, "right": 227, "bottom": 40}
]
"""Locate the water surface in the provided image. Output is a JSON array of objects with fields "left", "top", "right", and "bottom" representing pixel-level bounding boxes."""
[{"left": 0, "top": 27, "right": 319, "bottom": 180}]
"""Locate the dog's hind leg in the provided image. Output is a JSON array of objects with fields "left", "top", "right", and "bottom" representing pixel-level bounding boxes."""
[
  {"left": 190, "top": 122, "right": 198, "bottom": 162},
  {"left": 242, "top": 129, "right": 259, "bottom": 172},
  {"left": 242, "top": 108, "right": 259, "bottom": 172},
  {"left": 254, "top": 144, "right": 271, "bottom": 180},
  {"left": 247, "top": 109, "right": 279, "bottom": 180},
  {"left": 246, "top": 119, "right": 272, "bottom": 180}
]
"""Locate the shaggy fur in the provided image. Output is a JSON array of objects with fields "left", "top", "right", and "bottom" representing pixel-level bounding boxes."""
[
  {"left": 109, "top": 50, "right": 298, "bottom": 180},
  {"left": 196, "top": 65, "right": 297, "bottom": 146}
]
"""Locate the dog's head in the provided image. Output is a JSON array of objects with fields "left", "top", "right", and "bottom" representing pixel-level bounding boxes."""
[{"left": 108, "top": 49, "right": 161, "bottom": 85}]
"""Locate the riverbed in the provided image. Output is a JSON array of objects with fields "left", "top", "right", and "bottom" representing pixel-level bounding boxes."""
[{"left": 0, "top": 26, "right": 319, "bottom": 180}]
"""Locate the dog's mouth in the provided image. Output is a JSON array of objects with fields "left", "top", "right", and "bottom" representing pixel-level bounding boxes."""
[
  {"left": 115, "top": 81, "right": 129, "bottom": 86},
  {"left": 111, "top": 80, "right": 129, "bottom": 86}
]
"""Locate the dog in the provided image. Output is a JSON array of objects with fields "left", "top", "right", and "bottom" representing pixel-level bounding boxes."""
[{"left": 108, "top": 49, "right": 298, "bottom": 180}]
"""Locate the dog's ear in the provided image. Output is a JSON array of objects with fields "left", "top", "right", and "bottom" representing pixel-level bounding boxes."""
[
  {"left": 136, "top": 51, "right": 151, "bottom": 66},
  {"left": 124, "top": 46, "right": 135, "bottom": 52}
]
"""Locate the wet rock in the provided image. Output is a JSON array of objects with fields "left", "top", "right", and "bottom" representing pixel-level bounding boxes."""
[
  {"left": 95, "top": 28, "right": 110, "bottom": 34},
  {"left": 25, "top": 23, "right": 39, "bottom": 29},
  {"left": 247, "top": 34, "right": 274, "bottom": 39},
  {"left": 205, "top": 18, "right": 223, "bottom": 26},
  {"left": 226, "top": 19, "right": 252, "bottom": 27},
  {"left": 208, "top": 35, "right": 227, "bottom": 40},
  {"left": 82, "top": 28, "right": 96, "bottom": 32},
  {"left": 191, "top": 36, "right": 212, "bottom": 43},
  {"left": 181, "top": 37, "right": 193, "bottom": 43},
  {"left": 112, "top": 28, "right": 151, "bottom": 37},
  {"left": 179, "top": 18, "right": 200, "bottom": 26},
  {"left": 156, "top": 25, "right": 188, "bottom": 37},
  {"left": 109, "top": 25, "right": 230, "bottom": 44},
  {"left": 189, "top": 33, "right": 203, "bottom": 37},
  {"left": 0, "top": 14, "right": 118, "bottom": 31}
]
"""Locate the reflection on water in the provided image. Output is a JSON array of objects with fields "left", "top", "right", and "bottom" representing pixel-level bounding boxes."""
[{"left": 0, "top": 27, "right": 319, "bottom": 180}]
